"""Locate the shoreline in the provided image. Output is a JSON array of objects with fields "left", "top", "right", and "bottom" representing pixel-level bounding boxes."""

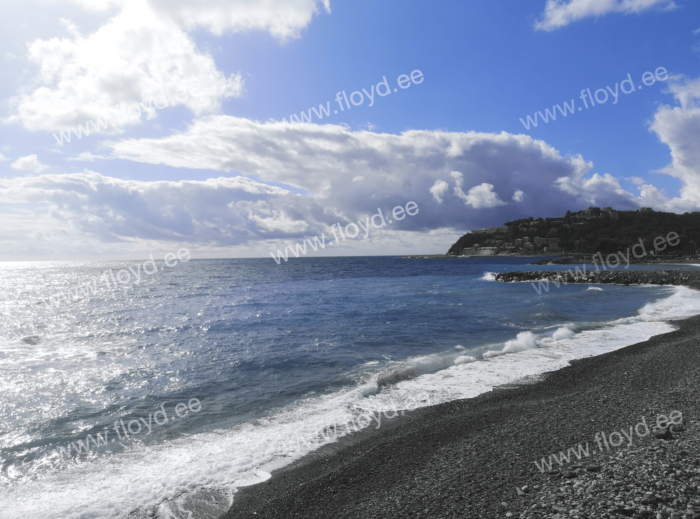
[{"left": 222, "top": 269, "right": 700, "bottom": 518}]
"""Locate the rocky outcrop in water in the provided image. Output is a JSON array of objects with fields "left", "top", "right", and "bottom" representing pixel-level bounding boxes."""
[{"left": 496, "top": 269, "right": 697, "bottom": 287}]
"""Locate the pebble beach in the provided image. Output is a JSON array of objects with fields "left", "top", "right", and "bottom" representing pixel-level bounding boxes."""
[{"left": 223, "top": 269, "right": 700, "bottom": 518}]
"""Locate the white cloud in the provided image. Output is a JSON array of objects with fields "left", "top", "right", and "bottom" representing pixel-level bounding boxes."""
[
  {"left": 68, "top": 0, "right": 124, "bottom": 10},
  {"left": 352, "top": 175, "right": 364, "bottom": 182},
  {"left": 535, "top": 0, "right": 676, "bottom": 31},
  {"left": 429, "top": 179, "right": 449, "bottom": 203},
  {"left": 0, "top": 153, "right": 8, "bottom": 161},
  {"left": 10, "top": 76, "right": 700, "bottom": 257},
  {"left": 0, "top": 120, "right": 645, "bottom": 255},
  {"left": 646, "top": 76, "right": 700, "bottom": 212},
  {"left": 450, "top": 171, "right": 467, "bottom": 199},
  {"left": 105, "top": 117, "right": 647, "bottom": 230},
  {"left": 5, "top": 0, "right": 330, "bottom": 136},
  {"left": 556, "top": 169, "right": 637, "bottom": 206},
  {"left": 9, "top": 0, "right": 332, "bottom": 135},
  {"left": 0, "top": 172, "right": 303, "bottom": 245},
  {"left": 547, "top": 74, "right": 700, "bottom": 214},
  {"left": 66, "top": 151, "right": 110, "bottom": 161},
  {"left": 464, "top": 183, "right": 507, "bottom": 209},
  {"left": 147, "top": 0, "right": 331, "bottom": 41},
  {"left": 11, "top": 154, "right": 49, "bottom": 172},
  {"left": 450, "top": 171, "right": 506, "bottom": 208}
]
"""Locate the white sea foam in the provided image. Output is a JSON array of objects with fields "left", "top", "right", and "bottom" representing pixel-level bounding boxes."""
[
  {"left": 3, "top": 286, "right": 698, "bottom": 519},
  {"left": 502, "top": 331, "right": 538, "bottom": 353},
  {"left": 587, "top": 287, "right": 603, "bottom": 291},
  {"left": 480, "top": 272, "right": 496, "bottom": 281},
  {"left": 552, "top": 325, "right": 575, "bottom": 340}
]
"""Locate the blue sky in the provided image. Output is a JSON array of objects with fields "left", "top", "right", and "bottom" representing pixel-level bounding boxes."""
[{"left": 0, "top": 0, "right": 698, "bottom": 260}]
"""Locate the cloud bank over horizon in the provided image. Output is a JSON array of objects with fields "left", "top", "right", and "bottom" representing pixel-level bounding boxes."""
[{"left": 0, "top": 0, "right": 698, "bottom": 259}]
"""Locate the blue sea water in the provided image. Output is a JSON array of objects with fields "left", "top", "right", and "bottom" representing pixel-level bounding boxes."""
[{"left": 1, "top": 256, "right": 700, "bottom": 518}]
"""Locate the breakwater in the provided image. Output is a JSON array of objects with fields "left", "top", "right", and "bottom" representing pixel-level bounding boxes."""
[{"left": 496, "top": 269, "right": 697, "bottom": 286}]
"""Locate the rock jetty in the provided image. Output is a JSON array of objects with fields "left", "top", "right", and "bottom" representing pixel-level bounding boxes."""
[
  {"left": 224, "top": 271, "right": 700, "bottom": 519},
  {"left": 496, "top": 269, "right": 697, "bottom": 287}
]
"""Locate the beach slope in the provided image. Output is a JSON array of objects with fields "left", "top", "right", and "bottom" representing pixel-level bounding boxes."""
[{"left": 222, "top": 270, "right": 700, "bottom": 518}]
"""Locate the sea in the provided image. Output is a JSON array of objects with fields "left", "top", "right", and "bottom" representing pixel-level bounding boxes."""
[{"left": 2, "top": 256, "right": 700, "bottom": 518}]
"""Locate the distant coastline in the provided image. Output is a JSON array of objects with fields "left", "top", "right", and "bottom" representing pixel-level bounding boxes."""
[
  {"left": 446, "top": 206, "right": 700, "bottom": 260},
  {"left": 401, "top": 253, "right": 559, "bottom": 259}
]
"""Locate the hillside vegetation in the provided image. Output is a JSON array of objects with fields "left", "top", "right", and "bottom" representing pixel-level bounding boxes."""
[{"left": 447, "top": 207, "right": 700, "bottom": 256}]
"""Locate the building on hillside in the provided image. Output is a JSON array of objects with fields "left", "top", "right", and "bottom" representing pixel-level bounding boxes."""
[
  {"left": 470, "top": 225, "right": 510, "bottom": 234},
  {"left": 572, "top": 206, "right": 620, "bottom": 220},
  {"left": 474, "top": 247, "right": 499, "bottom": 256},
  {"left": 601, "top": 207, "right": 619, "bottom": 220}
]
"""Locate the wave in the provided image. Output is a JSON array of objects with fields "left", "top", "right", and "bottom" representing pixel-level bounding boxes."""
[
  {"left": 454, "top": 355, "right": 477, "bottom": 365},
  {"left": 6, "top": 287, "right": 698, "bottom": 519},
  {"left": 376, "top": 345, "right": 472, "bottom": 386},
  {"left": 480, "top": 272, "right": 496, "bottom": 281}
]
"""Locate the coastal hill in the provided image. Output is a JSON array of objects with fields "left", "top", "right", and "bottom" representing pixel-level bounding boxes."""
[{"left": 447, "top": 206, "right": 700, "bottom": 257}]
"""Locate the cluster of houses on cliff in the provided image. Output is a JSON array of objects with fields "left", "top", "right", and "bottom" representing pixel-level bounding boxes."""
[
  {"left": 461, "top": 236, "right": 562, "bottom": 256},
  {"left": 452, "top": 207, "right": 657, "bottom": 257},
  {"left": 461, "top": 224, "right": 563, "bottom": 256}
]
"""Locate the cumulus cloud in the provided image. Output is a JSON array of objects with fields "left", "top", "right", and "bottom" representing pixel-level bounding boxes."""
[
  {"left": 11, "top": 154, "right": 49, "bottom": 172},
  {"left": 66, "top": 152, "right": 110, "bottom": 162},
  {"left": 6, "top": 0, "right": 329, "bottom": 135},
  {"left": 0, "top": 172, "right": 308, "bottom": 245},
  {"left": 6, "top": 1, "right": 243, "bottom": 134},
  {"left": 646, "top": 76, "right": 700, "bottom": 212},
  {"left": 0, "top": 171, "right": 461, "bottom": 259},
  {"left": 147, "top": 0, "right": 331, "bottom": 41},
  {"left": 551, "top": 75, "right": 700, "bottom": 214},
  {"left": 464, "top": 183, "right": 507, "bottom": 209},
  {"left": 0, "top": 153, "right": 8, "bottom": 161},
  {"left": 429, "top": 179, "right": 449, "bottom": 203},
  {"left": 535, "top": 0, "right": 676, "bottom": 31},
  {"left": 105, "top": 118, "right": 644, "bottom": 231},
  {"left": 556, "top": 169, "right": 638, "bottom": 207},
  {"left": 451, "top": 170, "right": 504, "bottom": 208},
  {"left": 7, "top": 69, "right": 700, "bottom": 255}
]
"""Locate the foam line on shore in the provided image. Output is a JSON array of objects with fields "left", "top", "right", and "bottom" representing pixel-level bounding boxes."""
[{"left": 6, "top": 283, "right": 698, "bottom": 518}]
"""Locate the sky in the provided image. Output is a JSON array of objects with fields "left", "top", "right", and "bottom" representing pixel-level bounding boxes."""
[{"left": 0, "top": 0, "right": 698, "bottom": 260}]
